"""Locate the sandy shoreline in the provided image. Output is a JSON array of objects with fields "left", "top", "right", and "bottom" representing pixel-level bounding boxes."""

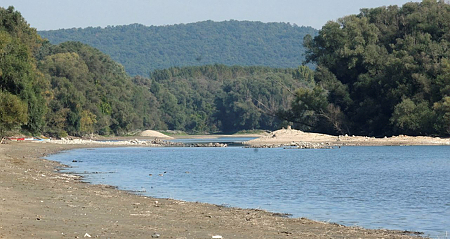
[
  {"left": 245, "top": 128, "right": 450, "bottom": 148},
  {"left": 0, "top": 141, "right": 427, "bottom": 238}
]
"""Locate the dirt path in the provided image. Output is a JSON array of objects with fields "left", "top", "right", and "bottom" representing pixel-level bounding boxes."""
[{"left": 0, "top": 142, "right": 425, "bottom": 238}]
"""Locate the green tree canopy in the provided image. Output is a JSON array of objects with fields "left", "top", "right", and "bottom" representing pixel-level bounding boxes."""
[
  {"left": 298, "top": 0, "right": 450, "bottom": 136},
  {"left": 0, "top": 91, "right": 27, "bottom": 136},
  {"left": 39, "top": 21, "right": 317, "bottom": 76},
  {"left": 0, "top": 6, "right": 317, "bottom": 136},
  {"left": 1, "top": 6, "right": 47, "bottom": 135}
]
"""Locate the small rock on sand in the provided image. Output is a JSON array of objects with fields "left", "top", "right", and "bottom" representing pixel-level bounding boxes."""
[{"left": 151, "top": 232, "right": 160, "bottom": 238}]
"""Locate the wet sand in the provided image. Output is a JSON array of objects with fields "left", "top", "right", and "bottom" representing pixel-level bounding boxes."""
[{"left": 0, "top": 141, "right": 426, "bottom": 238}]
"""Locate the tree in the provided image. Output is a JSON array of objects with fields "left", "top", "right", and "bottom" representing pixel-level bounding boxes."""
[
  {"left": 1, "top": 7, "right": 46, "bottom": 134},
  {"left": 391, "top": 98, "right": 435, "bottom": 135},
  {"left": 80, "top": 110, "right": 97, "bottom": 136},
  {"left": 0, "top": 91, "right": 27, "bottom": 136},
  {"left": 433, "top": 97, "right": 450, "bottom": 134},
  {"left": 301, "top": 0, "right": 450, "bottom": 136},
  {"left": 278, "top": 86, "right": 339, "bottom": 133}
]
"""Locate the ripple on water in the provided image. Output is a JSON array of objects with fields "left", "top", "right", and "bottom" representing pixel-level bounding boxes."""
[{"left": 48, "top": 145, "right": 450, "bottom": 238}]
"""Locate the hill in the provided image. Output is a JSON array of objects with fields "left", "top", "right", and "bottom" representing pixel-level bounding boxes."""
[
  {"left": 38, "top": 21, "right": 317, "bottom": 76},
  {"left": 37, "top": 41, "right": 312, "bottom": 135},
  {"left": 6, "top": 1, "right": 450, "bottom": 138},
  {"left": 1, "top": 5, "right": 312, "bottom": 137}
]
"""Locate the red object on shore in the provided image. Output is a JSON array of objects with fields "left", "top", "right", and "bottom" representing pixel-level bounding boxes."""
[{"left": 8, "top": 137, "right": 25, "bottom": 141}]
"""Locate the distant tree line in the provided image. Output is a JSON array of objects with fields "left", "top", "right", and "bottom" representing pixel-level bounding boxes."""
[
  {"left": 38, "top": 20, "right": 317, "bottom": 76},
  {"left": 140, "top": 65, "right": 312, "bottom": 133}
]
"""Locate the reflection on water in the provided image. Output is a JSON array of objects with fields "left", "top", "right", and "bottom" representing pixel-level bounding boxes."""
[
  {"left": 48, "top": 146, "right": 450, "bottom": 238},
  {"left": 169, "top": 137, "right": 257, "bottom": 146}
]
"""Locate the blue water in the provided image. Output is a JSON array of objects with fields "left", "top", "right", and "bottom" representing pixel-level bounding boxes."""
[
  {"left": 169, "top": 137, "right": 257, "bottom": 143},
  {"left": 169, "top": 137, "right": 257, "bottom": 146},
  {"left": 47, "top": 146, "right": 450, "bottom": 238}
]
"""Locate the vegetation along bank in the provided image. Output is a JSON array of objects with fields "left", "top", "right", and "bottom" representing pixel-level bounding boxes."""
[{"left": 2, "top": 1, "right": 450, "bottom": 139}]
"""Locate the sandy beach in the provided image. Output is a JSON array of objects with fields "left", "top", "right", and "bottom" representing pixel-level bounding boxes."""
[
  {"left": 245, "top": 128, "right": 450, "bottom": 148},
  {"left": 0, "top": 138, "right": 429, "bottom": 238}
]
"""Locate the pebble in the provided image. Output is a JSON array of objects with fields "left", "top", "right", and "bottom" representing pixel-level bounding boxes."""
[{"left": 151, "top": 233, "right": 160, "bottom": 238}]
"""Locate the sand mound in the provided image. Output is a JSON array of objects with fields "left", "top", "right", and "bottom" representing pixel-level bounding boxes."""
[
  {"left": 140, "top": 130, "right": 174, "bottom": 139},
  {"left": 248, "top": 128, "right": 337, "bottom": 145}
]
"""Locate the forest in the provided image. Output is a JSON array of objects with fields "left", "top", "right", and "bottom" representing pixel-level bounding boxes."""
[
  {"left": 2, "top": 0, "right": 450, "bottom": 138},
  {"left": 38, "top": 21, "right": 317, "bottom": 76},
  {"left": 287, "top": 0, "right": 450, "bottom": 136},
  {"left": 1, "top": 6, "right": 310, "bottom": 137}
]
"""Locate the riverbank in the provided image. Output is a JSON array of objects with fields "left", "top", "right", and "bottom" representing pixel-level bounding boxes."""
[
  {"left": 245, "top": 128, "right": 450, "bottom": 148},
  {"left": 0, "top": 142, "right": 426, "bottom": 238}
]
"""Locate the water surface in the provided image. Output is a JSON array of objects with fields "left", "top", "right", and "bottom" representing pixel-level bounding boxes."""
[
  {"left": 169, "top": 136, "right": 256, "bottom": 146},
  {"left": 47, "top": 146, "right": 450, "bottom": 238}
]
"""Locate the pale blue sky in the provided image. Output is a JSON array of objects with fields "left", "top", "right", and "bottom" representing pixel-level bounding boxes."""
[{"left": 2, "top": 0, "right": 416, "bottom": 30}]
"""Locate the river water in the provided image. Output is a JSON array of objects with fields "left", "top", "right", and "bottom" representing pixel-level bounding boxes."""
[{"left": 47, "top": 144, "right": 450, "bottom": 238}]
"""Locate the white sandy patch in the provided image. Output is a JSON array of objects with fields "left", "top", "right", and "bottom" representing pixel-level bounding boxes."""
[
  {"left": 248, "top": 128, "right": 337, "bottom": 145},
  {"left": 246, "top": 127, "right": 450, "bottom": 147},
  {"left": 140, "top": 130, "right": 174, "bottom": 139}
]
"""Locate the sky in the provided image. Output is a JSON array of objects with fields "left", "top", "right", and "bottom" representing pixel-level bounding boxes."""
[{"left": 2, "top": 0, "right": 417, "bottom": 31}]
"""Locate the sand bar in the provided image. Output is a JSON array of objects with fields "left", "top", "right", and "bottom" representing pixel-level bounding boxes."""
[{"left": 245, "top": 128, "right": 450, "bottom": 148}]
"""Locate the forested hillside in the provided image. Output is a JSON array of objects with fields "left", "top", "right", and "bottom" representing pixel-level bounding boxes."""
[
  {"left": 1, "top": 6, "right": 310, "bottom": 137},
  {"left": 0, "top": 6, "right": 157, "bottom": 137},
  {"left": 0, "top": 6, "right": 47, "bottom": 136},
  {"left": 4, "top": 1, "right": 450, "bottom": 138},
  {"left": 284, "top": 0, "right": 450, "bottom": 136},
  {"left": 38, "top": 21, "right": 317, "bottom": 76},
  {"left": 36, "top": 41, "right": 153, "bottom": 136}
]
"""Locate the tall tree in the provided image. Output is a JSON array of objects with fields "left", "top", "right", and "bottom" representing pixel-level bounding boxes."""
[
  {"left": 300, "top": 0, "right": 450, "bottom": 136},
  {"left": 0, "top": 6, "right": 47, "bottom": 134},
  {"left": 0, "top": 91, "right": 27, "bottom": 136}
]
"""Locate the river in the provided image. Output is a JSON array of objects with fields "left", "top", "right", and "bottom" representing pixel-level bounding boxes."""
[{"left": 47, "top": 143, "right": 450, "bottom": 238}]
